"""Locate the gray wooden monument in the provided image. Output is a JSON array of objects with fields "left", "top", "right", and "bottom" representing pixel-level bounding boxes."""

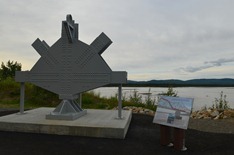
[{"left": 15, "top": 15, "right": 127, "bottom": 120}]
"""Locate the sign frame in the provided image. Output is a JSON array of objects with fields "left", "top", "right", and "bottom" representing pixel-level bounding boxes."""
[{"left": 153, "top": 96, "right": 193, "bottom": 129}]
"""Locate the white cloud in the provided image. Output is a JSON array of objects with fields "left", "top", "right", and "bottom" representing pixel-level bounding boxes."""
[
  {"left": 1, "top": 0, "right": 234, "bottom": 80},
  {"left": 179, "top": 58, "right": 234, "bottom": 73}
]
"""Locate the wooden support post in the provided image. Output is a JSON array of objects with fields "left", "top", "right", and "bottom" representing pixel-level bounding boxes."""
[
  {"left": 174, "top": 128, "right": 186, "bottom": 151},
  {"left": 160, "top": 125, "right": 171, "bottom": 146}
]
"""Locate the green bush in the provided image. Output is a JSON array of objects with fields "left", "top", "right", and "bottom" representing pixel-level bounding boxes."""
[
  {"left": 129, "top": 89, "right": 142, "bottom": 104},
  {"left": 0, "top": 78, "right": 59, "bottom": 108},
  {"left": 28, "top": 85, "right": 59, "bottom": 107},
  {"left": 144, "top": 88, "right": 156, "bottom": 107},
  {"left": 0, "top": 78, "right": 20, "bottom": 108},
  {"left": 0, "top": 77, "right": 20, "bottom": 97},
  {"left": 212, "top": 91, "right": 229, "bottom": 110},
  {"left": 159, "top": 86, "right": 178, "bottom": 97}
]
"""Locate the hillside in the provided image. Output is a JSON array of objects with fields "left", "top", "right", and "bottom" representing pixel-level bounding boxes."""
[{"left": 126, "top": 78, "right": 234, "bottom": 87}]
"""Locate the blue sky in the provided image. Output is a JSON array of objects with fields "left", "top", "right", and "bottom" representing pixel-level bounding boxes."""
[{"left": 1, "top": 0, "right": 234, "bottom": 81}]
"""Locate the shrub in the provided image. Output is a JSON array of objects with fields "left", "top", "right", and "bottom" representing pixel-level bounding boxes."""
[
  {"left": 144, "top": 88, "right": 156, "bottom": 106},
  {"left": 159, "top": 86, "right": 178, "bottom": 97},
  {"left": 212, "top": 91, "right": 229, "bottom": 110},
  {"left": 0, "top": 77, "right": 20, "bottom": 98},
  {"left": 129, "top": 89, "right": 142, "bottom": 104}
]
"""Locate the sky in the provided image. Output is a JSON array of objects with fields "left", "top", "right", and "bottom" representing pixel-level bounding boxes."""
[{"left": 1, "top": 0, "right": 234, "bottom": 81}]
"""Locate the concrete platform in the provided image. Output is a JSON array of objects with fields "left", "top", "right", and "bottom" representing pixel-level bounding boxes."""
[{"left": 0, "top": 108, "right": 132, "bottom": 139}]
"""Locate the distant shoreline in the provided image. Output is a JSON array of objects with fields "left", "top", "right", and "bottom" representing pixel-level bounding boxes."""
[
  {"left": 109, "top": 78, "right": 234, "bottom": 87},
  {"left": 109, "top": 84, "right": 234, "bottom": 87},
  {"left": 121, "top": 84, "right": 234, "bottom": 87}
]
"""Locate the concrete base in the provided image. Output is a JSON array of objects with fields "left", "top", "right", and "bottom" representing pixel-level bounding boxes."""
[
  {"left": 45, "top": 99, "right": 87, "bottom": 121},
  {"left": 0, "top": 108, "right": 132, "bottom": 139},
  {"left": 46, "top": 110, "right": 87, "bottom": 120}
]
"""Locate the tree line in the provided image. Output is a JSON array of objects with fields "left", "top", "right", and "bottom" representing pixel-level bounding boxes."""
[{"left": 0, "top": 60, "right": 21, "bottom": 80}]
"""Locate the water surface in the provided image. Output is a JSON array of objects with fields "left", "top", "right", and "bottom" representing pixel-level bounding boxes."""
[{"left": 92, "top": 87, "right": 234, "bottom": 111}]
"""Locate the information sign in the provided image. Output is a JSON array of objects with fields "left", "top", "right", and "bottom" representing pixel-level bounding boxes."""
[{"left": 153, "top": 96, "right": 193, "bottom": 129}]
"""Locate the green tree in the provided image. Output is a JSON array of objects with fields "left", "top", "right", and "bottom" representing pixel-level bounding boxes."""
[{"left": 0, "top": 60, "right": 22, "bottom": 80}]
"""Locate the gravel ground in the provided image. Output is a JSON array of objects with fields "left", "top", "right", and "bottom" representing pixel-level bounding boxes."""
[
  {"left": 0, "top": 110, "right": 233, "bottom": 155},
  {"left": 189, "top": 117, "right": 234, "bottom": 134}
]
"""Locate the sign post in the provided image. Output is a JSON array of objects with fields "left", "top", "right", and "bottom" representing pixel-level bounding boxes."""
[
  {"left": 174, "top": 128, "right": 186, "bottom": 151},
  {"left": 153, "top": 96, "right": 193, "bottom": 151},
  {"left": 159, "top": 125, "right": 171, "bottom": 146}
]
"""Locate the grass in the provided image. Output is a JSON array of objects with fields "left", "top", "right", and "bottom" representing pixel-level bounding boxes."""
[
  {"left": 0, "top": 78, "right": 157, "bottom": 111},
  {"left": 82, "top": 91, "right": 156, "bottom": 111}
]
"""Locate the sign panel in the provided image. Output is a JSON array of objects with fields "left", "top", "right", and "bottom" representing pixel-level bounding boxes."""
[{"left": 153, "top": 96, "right": 193, "bottom": 129}]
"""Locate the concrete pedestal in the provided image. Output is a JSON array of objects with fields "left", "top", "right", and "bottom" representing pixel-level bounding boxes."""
[{"left": 0, "top": 108, "right": 132, "bottom": 139}]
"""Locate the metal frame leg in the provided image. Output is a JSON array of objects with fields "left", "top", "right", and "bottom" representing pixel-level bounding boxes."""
[
  {"left": 118, "top": 84, "right": 122, "bottom": 119},
  {"left": 79, "top": 93, "right": 82, "bottom": 108},
  {"left": 20, "top": 82, "right": 25, "bottom": 114}
]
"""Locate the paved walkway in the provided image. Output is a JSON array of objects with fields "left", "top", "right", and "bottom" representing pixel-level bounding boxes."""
[{"left": 0, "top": 110, "right": 233, "bottom": 155}]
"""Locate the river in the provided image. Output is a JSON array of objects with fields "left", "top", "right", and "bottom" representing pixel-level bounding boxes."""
[{"left": 91, "top": 87, "right": 234, "bottom": 111}]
